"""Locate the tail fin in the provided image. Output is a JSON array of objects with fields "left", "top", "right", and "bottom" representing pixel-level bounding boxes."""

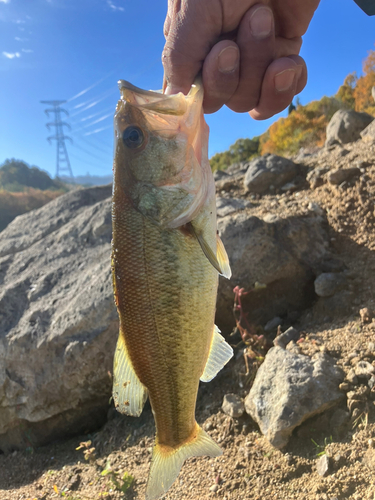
[{"left": 145, "top": 424, "right": 222, "bottom": 500}]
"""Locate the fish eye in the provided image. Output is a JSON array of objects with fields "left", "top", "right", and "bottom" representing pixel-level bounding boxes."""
[{"left": 122, "top": 126, "right": 144, "bottom": 149}]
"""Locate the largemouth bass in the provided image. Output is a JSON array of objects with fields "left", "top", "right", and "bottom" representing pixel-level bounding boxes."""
[{"left": 111, "top": 79, "right": 233, "bottom": 500}]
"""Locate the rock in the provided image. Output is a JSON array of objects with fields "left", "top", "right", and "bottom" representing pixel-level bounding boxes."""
[
  {"left": 216, "top": 212, "right": 330, "bottom": 332},
  {"left": 264, "top": 316, "right": 282, "bottom": 333},
  {"left": 360, "top": 307, "right": 372, "bottom": 324},
  {"left": 360, "top": 119, "right": 375, "bottom": 142},
  {"left": 369, "top": 376, "right": 375, "bottom": 390},
  {"left": 314, "top": 272, "right": 347, "bottom": 297},
  {"left": 273, "top": 327, "right": 299, "bottom": 348},
  {"left": 307, "top": 167, "right": 330, "bottom": 189},
  {"left": 325, "top": 109, "right": 373, "bottom": 146},
  {"left": 0, "top": 185, "right": 117, "bottom": 452},
  {"left": 216, "top": 197, "right": 251, "bottom": 218},
  {"left": 66, "top": 474, "right": 81, "bottom": 491},
  {"left": 308, "top": 202, "right": 325, "bottom": 215},
  {"left": 216, "top": 172, "right": 245, "bottom": 192},
  {"left": 209, "top": 484, "right": 219, "bottom": 493},
  {"left": 244, "top": 154, "right": 299, "bottom": 194},
  {"left": 316, "top": 454, "right": 330, "bottom": 477},
  {"left": 225, "top": 162, "right": 249, "bottom": 175},
  {"left": 213, "top": 170, "right": 229, "bottom": 181},
  {"left": 346, "top": 369, "right": 358, "bottom": 385},
  {"left": 327, "top": 167, "right": 361, "bottom": 185},
  {"left": 222, "top": 394, "right": 244, "bottom": 418},
  {"left": 244, "top": 347, "right": 344, "bottom": 449},
  {"left": 354, "top": 361, "right": 375, "bottom": 380}
]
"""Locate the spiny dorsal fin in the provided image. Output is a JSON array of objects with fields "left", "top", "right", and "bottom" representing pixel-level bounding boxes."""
[
  {"left": 200, "top": 325, "right": 233, "bottom": 382},
  {"left": 112, "top": 332, "right": 148, "bottom": 416}
]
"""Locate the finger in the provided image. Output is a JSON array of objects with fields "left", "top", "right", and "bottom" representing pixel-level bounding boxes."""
[
  {"left": 162, "top": 0, "right": 222, "bottom": 95},
  {"left": 202, "top": 40, "right": 240, "bottom": 114},
  {"left": 249, "top": 55, "right": 306, "bottom": 120},
  {"left": 226, "top": 4, "right": 275, "bottom": 113}
]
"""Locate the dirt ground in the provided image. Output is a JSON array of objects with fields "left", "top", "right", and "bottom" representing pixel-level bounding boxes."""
[{"left": 1, "top": 139, "right": 375, "bottom": 500}]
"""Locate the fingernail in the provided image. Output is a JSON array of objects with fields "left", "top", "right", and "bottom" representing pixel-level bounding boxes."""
[
  {"left": 275, "top": 69, "right": 296, "bottom": 92},
  {"left": 218, "top": 46, "right": 239, "bottom": 73},
  {"left": 164, "top": 84, "right": 173, "bottom": 95},
  {"left": 249, "top": 7, "right": 273, "bottom": 39}
]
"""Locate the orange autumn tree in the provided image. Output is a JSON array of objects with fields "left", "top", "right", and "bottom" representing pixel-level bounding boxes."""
[
  {"left": 353, "top": 47, "right": 375, "bottom": 115},
  {"left": 336, "top": 72, "right": 357, "bottom": 109},
  {"left": 260, "top": 96, "right": 343, "bottom": 155}
]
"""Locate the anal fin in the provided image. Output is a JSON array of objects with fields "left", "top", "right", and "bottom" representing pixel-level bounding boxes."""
[
  {"left": 200, "top": 325, "right": 233, "bottom": 382},
  {"left": 112, "top": 332, "right": 148, "bottom": 416}
]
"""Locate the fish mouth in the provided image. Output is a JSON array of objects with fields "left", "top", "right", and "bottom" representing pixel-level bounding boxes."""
[{"left": 118, "top": 80, "right": 201, "bottom": 116}]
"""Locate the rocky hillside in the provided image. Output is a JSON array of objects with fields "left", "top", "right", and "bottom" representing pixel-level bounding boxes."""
[{"left": 0, "top": 111, "right": 375, "bottom": 499}]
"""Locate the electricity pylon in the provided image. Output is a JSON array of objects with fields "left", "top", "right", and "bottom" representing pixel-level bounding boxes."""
[{"left": 40, "top": 100, "right": 73, "bottom": 179}]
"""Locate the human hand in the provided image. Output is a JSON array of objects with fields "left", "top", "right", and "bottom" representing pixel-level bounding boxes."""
[{"left": 162, "top": 0, "right": 320, "bottom": 118}]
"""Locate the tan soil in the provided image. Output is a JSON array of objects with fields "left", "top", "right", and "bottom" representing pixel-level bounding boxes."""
[{"left": 1, "top": 140, "right": 375, "bottom": 500}]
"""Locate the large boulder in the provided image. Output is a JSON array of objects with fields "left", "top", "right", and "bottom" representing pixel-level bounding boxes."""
[
  {"left": 244, "top": 154, "right": 299, "bottom": 194},
  {"left": 244, "top": 346, "right": 344, "bottom": 448},
  {"left": 326, "top": 109, "right": 373, "bottom": 146},
  {"left": 216, "top": 212, "right": 331, "bottom": 332},
  {"left": 0, "top": 185, "right": 117, "bottom": 452}
]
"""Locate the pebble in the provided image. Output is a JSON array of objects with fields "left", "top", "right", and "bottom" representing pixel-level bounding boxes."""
[
  {"left": 346, "top": 369, "right": 358, "bottom": 384},
  {"left": 273, "top": 326, "right": 299, "bottom": 348},
  {"left": 314, "top": 272, "right": 346, "bottom": 297},
  {"left": 66, "top": 473, "right": 80, "bottom": 491},
  {"left": 360, "top": 307, "right": 372, "bottom": 323},
  {"left": 308, "top": 202, "right": 325, "bottom": 215},
  {"left": 316, "top": 454, "right": 330, "bottom": 476},
  {"left": 339, "top": 382, "right": 350, "bottom": 392},
  {"left": 355, "top": 361, "right": 375, "bottom": 379},
  {"left": 328, "top": 167, "right": 360, "bottom": 185},
  {"left": 209, "top": 484, "right": 219, "bottom": 492},
  {"left": 264, "top": 316, "right": 282, "bottom": 332},
  {"left": 222, "top": 394, "right": 244, "bottom": 418}
]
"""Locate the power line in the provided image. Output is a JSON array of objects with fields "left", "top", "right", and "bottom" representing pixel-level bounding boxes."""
[
  {"left": 69, "top": 151, "right": 109, "bottom": 172},
  {"left": 71, "top": 141, "right": 109, "bottom": 162},
  {"left": 40, "top": 100, "right": 73, "bottom": 179}
]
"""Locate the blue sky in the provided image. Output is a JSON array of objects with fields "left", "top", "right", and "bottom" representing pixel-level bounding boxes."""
[{"left": 0, "top": 0, "right": 375, "bottom": 179}]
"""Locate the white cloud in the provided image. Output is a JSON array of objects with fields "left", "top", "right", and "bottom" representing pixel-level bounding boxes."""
[
  {"left": 0, "top": 0, "right": 10, "bottom": 4},
  {"left": 14, "top": 19, "right": 26, "bottom": 23},
  {"left": 15, "top": 36, "right": 28, "bottom": 41},
  {"left": 22, "top": 48, "right": 33, "bottom": 53},
  {"left": 3, "top": 51, "right": 21, "bottom": 59},
  {"left": 107, "top": 0, "right": 124, "bottom": 12}
]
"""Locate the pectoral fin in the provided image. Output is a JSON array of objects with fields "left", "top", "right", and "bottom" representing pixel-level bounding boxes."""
[
  {"left": 200, "top": 326, "right": 233, "bottom": 382},
  {"left": 190, "top": 224, "right": 232, "bottom": 279},
  {"left": 113, "top": 332, "right": 148, "bottom": 417}
]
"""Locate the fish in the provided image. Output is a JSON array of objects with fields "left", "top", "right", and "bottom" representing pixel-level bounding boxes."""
[{"left": 111, "top": 78, "right": 233, "bottom": 500}]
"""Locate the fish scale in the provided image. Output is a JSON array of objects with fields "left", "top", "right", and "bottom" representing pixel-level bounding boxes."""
[{"left": 111, "top": 79, "right": 233, "bottom": 500}]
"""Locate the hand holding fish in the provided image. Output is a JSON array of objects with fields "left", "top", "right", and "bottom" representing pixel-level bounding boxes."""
[{"left": 163, "top": 0, "right": 320, "bottom": 117}]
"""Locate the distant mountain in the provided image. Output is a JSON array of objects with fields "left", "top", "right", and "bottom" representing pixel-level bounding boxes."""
[
  {"left": 0, "top": 159, "right": 64, "bottom": 192},
  {"left": 61, "top": 174, "right": 113, "bottom": 186},
  {"left": 0, "top": 159, "right": 68, "bottom": 232}
]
